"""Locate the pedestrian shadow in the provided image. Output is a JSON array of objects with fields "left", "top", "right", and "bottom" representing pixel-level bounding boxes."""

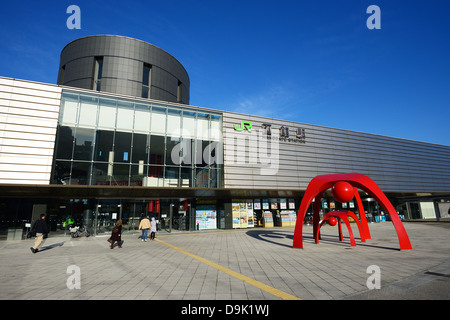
[
  {"left": 39, "top": 241, "right": 65, "bottom": 252},
  {"left": 110, "top": 240, "right": 125, "bottom": 248}
]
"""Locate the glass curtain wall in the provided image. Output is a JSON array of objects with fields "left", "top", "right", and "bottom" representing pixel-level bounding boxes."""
[{"left": 52, "top": 90, "right": 223, "bottom": 188}]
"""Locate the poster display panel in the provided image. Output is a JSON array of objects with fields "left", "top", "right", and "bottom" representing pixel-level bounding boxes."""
[
  {"left": 196, "top": 200, "right": 217, "bottom": 230},
  {"left": 232, "top": 199, "right": 254, "bottom": 228},
  {"left": 288, "top": 199, "right": 295, "bottom": 209},
  {"left": 232, "top": 201, "right": 241, "bottom": 228},
  {"left": 263, "top": 211, "right": 273, "bottom": 228},
  {"left": 247, "top": 201, "right": 254, "bottom": 228},
  {"left": 196, "top": 210, "right": 217, "bottom": 230}
]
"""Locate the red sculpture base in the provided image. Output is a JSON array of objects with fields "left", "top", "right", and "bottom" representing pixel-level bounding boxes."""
[{"left": 293, "top": 173, "right": 412, "bottom": 250}]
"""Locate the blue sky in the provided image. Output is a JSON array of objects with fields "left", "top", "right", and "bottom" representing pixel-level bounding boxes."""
[{"left": 1, "top": 0, "right": 449, "bottom": 146}]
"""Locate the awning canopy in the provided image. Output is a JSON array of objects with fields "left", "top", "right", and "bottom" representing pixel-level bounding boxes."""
[
  {"left": 0, "top": 184, "right": 304, "bottom": 200},
  {"left": 0, "top": 184, "right": 440, "bottom": 200}
]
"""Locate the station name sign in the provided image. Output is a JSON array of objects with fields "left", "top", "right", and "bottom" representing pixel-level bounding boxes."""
[{"left": 234, "top": 120, "right": 306, "bottom": 144}]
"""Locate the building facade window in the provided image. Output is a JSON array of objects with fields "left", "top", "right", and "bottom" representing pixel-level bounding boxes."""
[
  {"left": 59, "top": 65, "right": 65, "bottom": 84},
  {"left": 52, "top": 90, "right": 223, "bottom": 188},
  {"left": 93, "top": 56, "right": 103, "bottom": 91},
  {"left": 142, "top": 63, "right": 151, "bottom": 98},
  {"left": 177, "top": 81, "right": 182, "bottom": 103}
]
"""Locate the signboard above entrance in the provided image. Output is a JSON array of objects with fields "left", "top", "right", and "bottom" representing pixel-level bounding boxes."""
[{"left": 234, "top": 121, "right": 306, "bottom": 144}]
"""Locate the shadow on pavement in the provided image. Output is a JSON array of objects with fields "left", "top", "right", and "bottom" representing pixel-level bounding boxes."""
[
  {"left": 245, "top": 229, "right": 399, "bottom": 251},
  {"left": 39, "top": 241, "right": 65, "bottom": 252}
]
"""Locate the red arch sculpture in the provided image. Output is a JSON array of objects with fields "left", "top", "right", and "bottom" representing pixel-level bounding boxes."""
[
  {"left": 293, "top": 173, "right": 412, "bottom": 250},
  {"left": 317, "top": 210, "right": 366, "bottom": 247}
]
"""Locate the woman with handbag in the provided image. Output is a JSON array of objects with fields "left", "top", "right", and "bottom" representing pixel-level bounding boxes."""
[{"left": 108, "top": 220, "right": 122, "bottom": 249}]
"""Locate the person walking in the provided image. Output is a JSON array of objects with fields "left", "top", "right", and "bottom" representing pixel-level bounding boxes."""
[
  {"left": 150, "top": 217, "right": 157, "bottom": 240},
  {"left": 30, "top": 214, "right": 49, "bottom": 254},
  {"left": 109, "top": 220, "right": 122, "bottom": 249},
  {"left": 138, "top": 215, "right": 151, "bottom": 242}
]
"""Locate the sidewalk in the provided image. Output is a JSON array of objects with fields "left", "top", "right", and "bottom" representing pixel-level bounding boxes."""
[{"left": 0, "top": 222, "right": 449, "bottom": 301}]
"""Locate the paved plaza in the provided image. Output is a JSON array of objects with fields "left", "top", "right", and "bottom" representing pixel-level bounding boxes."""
[{"left": 0, "top": 222, "right": 449, "bottom": 302}]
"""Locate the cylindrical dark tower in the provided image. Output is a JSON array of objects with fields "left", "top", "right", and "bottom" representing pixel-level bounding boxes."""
[{"left": 57, "top": 35, "right": 190, "bottom": 104}]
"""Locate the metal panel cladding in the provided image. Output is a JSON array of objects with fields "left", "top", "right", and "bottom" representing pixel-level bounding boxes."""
[{"left": 57, "top": 35, "right": 190, "bottom": 105}]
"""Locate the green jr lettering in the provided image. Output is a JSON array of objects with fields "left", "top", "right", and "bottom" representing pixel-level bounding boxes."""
[{"left": 234, "top": 121, "right": 252, "bottom": 132}]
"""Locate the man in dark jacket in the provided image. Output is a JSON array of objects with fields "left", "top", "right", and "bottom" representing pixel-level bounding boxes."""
[{"left": 30, "top": 214, "right": 49, "bottom": 254}]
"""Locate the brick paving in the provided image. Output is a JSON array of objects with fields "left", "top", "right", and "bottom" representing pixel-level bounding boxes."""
[{"left": 0, "top": 222, "right": 449, "bottom": 301}]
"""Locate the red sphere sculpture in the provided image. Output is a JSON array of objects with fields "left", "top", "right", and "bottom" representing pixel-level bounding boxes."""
[
  {"left": 293, "top": 173, "right": 412, "bottom": 251},
  {"left": 328, "top": 217, "right": 337, "bottom": 226},
  {"left": 332, "top": 181, "right": 354, "bottom": 203}
]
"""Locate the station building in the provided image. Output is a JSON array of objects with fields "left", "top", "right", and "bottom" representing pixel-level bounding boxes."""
[{"left": 1, "top": 35, "right": 450, "bottom": 240}]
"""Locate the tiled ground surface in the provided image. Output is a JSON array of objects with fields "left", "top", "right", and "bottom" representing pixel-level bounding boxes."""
[{"left": 1, "top": 222, "right": 449, "bottom": 300}]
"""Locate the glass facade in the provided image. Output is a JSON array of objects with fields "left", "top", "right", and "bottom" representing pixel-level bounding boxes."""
[{"left": 52, "top": 91, "right": 223, "bottom": 188}]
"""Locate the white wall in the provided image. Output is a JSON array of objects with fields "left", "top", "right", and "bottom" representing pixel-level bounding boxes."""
[{"left": 0, "top": 77, "right": 61, "bottom": 184}]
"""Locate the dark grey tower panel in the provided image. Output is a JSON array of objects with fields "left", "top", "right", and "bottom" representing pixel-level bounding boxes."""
[{"left": 57, "top": 35, "right": 190, "bottom": 104}]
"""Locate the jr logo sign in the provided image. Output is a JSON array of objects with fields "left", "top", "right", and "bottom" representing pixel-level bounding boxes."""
[{"left": 234, "top": 121, "right": 252, "bottom": 132}]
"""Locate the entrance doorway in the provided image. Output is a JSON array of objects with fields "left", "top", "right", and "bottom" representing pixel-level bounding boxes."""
[
  {"left": 407, "top": 202, "right": 421, "bottom": 219},
  {"left": 159, "top": 199, "right": 192, "bottom": 232}
]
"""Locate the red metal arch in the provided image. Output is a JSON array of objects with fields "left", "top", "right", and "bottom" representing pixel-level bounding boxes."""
[
  {"left": 317, "top": 210, "right": 366, "bottom": 247},
  {"left": 292, "top": 173, "right": 412, "bottom": 250}
]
